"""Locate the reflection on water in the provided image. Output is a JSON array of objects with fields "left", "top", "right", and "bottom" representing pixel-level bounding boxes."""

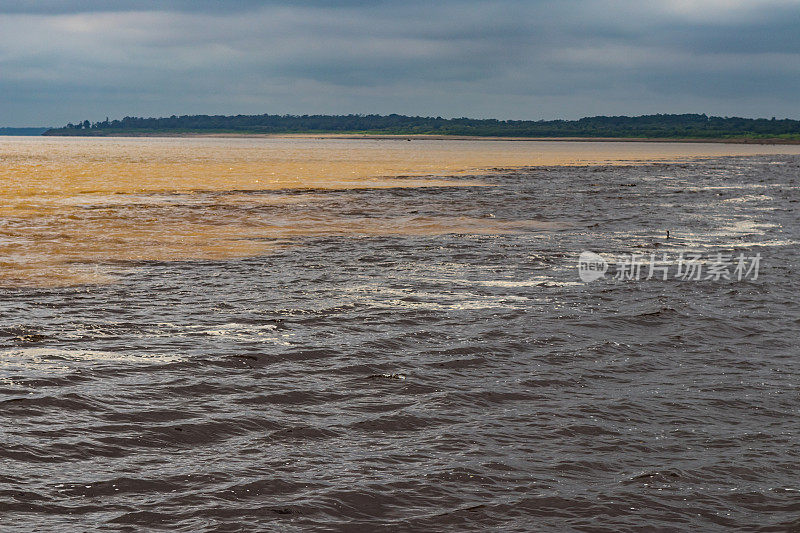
[{"left": 2, "top": 136, "right": 800, "bottom": 286}]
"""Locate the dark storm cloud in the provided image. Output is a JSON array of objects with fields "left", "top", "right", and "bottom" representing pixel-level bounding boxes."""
[{"left": 1, "top": 0, "right": 799, "bottom": 125}]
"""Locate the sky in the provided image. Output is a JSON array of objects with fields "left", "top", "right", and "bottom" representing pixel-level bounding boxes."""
[{"left": 1, "top": 0, "right": 799, "bottom": 126}]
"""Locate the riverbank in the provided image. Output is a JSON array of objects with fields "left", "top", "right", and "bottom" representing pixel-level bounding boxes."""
[{"left": 38, "top": 131, "right": 800, "bottom": 144}]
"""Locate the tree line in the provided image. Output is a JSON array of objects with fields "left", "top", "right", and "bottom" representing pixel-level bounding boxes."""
[{"left": 43, "top": 113, "right": 800, "bottom": 139}]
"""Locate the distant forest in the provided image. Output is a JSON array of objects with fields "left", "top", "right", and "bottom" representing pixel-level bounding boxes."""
[{"left": 43, "top": 113, "right": 800, "bottom": 140}]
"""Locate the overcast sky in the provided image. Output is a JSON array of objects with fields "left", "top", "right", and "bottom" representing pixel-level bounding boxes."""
[{"left": 1, "top": 0, "right": 799, "bottom": 126}]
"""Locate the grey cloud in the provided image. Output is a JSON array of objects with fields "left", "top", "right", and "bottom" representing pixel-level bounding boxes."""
[
  {"left": 0, "top": 0, "right": 390, "bottom": 14},
  {"left": 1, "top": 0, "right": 799, "bottom": 125}
]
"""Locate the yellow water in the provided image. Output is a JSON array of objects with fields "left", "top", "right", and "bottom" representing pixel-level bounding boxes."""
[{"left": 3, "top": 136, "right": 800, "bottom": 286}]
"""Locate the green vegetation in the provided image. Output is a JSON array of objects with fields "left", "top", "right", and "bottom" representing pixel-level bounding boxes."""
[{"left": 43, "top": 113, "right": 800, "bottom": 140}]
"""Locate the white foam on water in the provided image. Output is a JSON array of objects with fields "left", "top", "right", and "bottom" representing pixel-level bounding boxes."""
[
  {"left": 177, "top": 322, "right": 279, "bottom": 337},
  {"left": 342, "top": 284, "right": 531, "bottom": 310},
  {"left": 380, "top": 297, "right": 525, "bottom": 311},
  {"left": 717, "top": 219, "right": 779, "bottom": 235},
  {"left": 722, "top": 194, "right": 774, "bottom": 204},
  {"left": 0, "top": 348, "right": 184, "bottom": 385},
  {"left": 182, "top": 323, "right": 294, "bottom": 344},
  {"left": 60, "top": 322, "right": 288, "bottom": 343},
  {"left": 416, "top": 276, "right": 583, "bottom": 288}
]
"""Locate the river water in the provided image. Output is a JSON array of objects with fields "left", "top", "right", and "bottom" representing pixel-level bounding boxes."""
[{"left": 1, "top": 137, "right": 799, "bottom": 531}]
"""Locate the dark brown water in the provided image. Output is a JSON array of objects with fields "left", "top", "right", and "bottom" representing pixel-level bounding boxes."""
[{"left": 1, "top": 155, "right": 798, "bottom": 531}]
